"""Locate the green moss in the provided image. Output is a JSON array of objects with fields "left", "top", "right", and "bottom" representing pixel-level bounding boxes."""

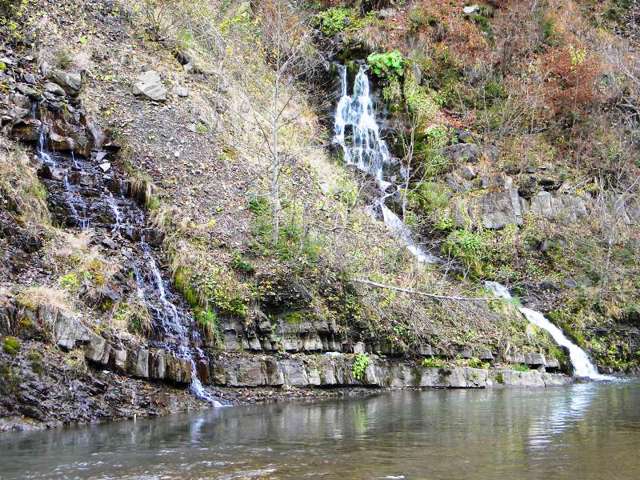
[
  {"left": 26, "top": 349, "right": 44, "bottom": 374},
  {"left": 3, "top": 336, "right": 21, "bottom": 355},
  {"left": 283, "top": 311, "right": 305, "bottom": 324},
  {"left": 442, "top": 229, "right": 488, "bottom": 277},
  {"left": 495, "top": 372, "right": 505, "bottom": 384},
  {"left": 408, "top": 182, "right": 450, "bottom": 216},
  {"left": 513, "top": 364, "right": 530, "bottom": 372}
]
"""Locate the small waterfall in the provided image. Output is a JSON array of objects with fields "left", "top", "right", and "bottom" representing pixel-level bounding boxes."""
[
  {"left": 334, "top": 65, "right": 392, "bottom": 181},
  {"left": 485, "top": 282, "right": 612, "bottom": 380},
  {"left": 333, "top": 65, "right": 436, "bottom": 263},
  {"left": 35, "top": 123, "right": 223, "bottom": 405}
]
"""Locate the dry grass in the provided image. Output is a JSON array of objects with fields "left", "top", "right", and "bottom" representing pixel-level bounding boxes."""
[{"left": 0, "top": 137, "right": 50, "bottom": 228}]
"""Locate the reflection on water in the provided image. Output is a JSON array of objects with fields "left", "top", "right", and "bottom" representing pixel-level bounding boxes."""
[{"left": 1, "top": 382, "right": 639, "bottom": 480}]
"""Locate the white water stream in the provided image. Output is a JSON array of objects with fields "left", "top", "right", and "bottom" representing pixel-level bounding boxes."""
[
  {"left": 333, "top": 65, "right": 437, "bottom": 263},
  {"left": 485, "top": 282, "right": 612, "bottom": 380}
]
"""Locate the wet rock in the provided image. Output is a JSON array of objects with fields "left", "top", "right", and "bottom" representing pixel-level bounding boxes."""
[
  {"left": 166, "top": 354, "right": 191, "bottom": 384},
  {"left": 493, "top": 370, "right": 545, "bottom": 387},
  {"left": 16, "top": 83, "right": 39, "bottom": 100},
  {"left": 110, "top": 348, "right": 127, "bottom": 372},
  {"left": 150, "top": 349, "right": 167, "bottom": 380},
  {"left": 38, "top": 306, "right": 91, "bottom": 350},
  {"left": 9, "top": 118, "right": 40, "bottom": 143},
  {"left": 49, "top": 132, "right": 75, "bottom": 152},
  {"left": 280, "top": 358, "right": 309, "bottom": 387},
  {"left": 133, "top": 71, "right": 167, "bottom": 101}
]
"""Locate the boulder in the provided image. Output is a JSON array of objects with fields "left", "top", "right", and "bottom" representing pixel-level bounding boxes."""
[
  {"left": 10, "top": 118, "right": 40, "bottom": 143},
  {"left": 443, "top": 143, "right": 480, "bottom": 163},
  {"left": 133, "top": 71, "right": 167, "bottom": 101},
  {"left": 480, "top": 189, "right": 524, "bottom": 229},
  {"left": 38, "top": 306, "right": 91, "bottom": 350},
  {"left": 110, "top": 348, "right": 127, "bottom": 372},
  {"left": 525, "top": 352, "right": 546, "bottom": 367},
  {"left": 47, "top": 69, "right": 82, "bottom": 96},
  {"left": 234, "top": 356, "right": 266, "bottom": 387},
  {"left": 44, "top": 82, "right": 66, "bottom": 98}
]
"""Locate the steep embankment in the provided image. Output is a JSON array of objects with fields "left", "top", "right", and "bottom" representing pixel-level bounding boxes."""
[{"left": 1, "top": 0, "right": 637, "bottom": 431}]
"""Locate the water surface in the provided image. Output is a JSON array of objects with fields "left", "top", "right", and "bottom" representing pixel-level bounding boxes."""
[{"left": 2, "top": 382, "right": 639, "bottom": 479}]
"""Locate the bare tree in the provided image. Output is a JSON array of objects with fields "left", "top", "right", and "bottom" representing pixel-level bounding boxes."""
[{"left": 254, "top": 0, "right": 321, "bottom": 246}]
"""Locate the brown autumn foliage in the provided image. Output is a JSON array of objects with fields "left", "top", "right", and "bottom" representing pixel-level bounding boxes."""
[{"left": 541, "top": 45, "right": 604, "bottom": 117}]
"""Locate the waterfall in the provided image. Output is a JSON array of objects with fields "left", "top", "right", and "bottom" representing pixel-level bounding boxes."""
[
  {"left": 35, "top": 123, "right": 223, "bottom": 406},
  {"left": 333, "top": 65, "right": 437, "bottom": 263},
  {"left": 485, "top": 282, "right": 612, "bottom": 380}
]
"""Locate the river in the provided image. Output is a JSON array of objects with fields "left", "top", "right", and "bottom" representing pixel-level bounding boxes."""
[{"left": 1, "top": 381, "right": 639, "bottom": 479}]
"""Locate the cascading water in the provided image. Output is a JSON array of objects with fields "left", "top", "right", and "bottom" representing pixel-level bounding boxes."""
[
  {"left": 35, "top": 123, "right": 223, "bottom": 406},
  {"left": 333, "top": 64, "right": 437, "bottom": 263},
  {"left": 485, "top": 281, "right": 612, "bottom": 380}
]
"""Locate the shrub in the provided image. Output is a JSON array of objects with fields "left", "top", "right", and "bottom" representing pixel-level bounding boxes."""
[
  {"left": 541, "top": 45, "right": 603, "bottom": 118},
  {"left": 3, "top": 336, "right": 21, "bottom": 355},
  {"left": 352, "top": 353, "right": 370, "bottom": 381},
  {"left": 231, "top": 252, "right": 255, "bottom": 274},
  {"left": 314, "top": 7, "right": 352, "bottom": 36},
  {"left": 408, "top": 182, "right": 451, "bottom": 215},
  {"left": 442, "top": 229, "right": 488, "bottom": 277},
  {"left": 422, "top": 357, "right": 446, "bottom": 368},
  {"left": 408, "top": 6, "right": 436, "bottom": 31},
  {"left": 468, "top": 357, "right": 490, "bottom": 369},
  {"left": 367, "top": 50, "right": 405, "bottom": 78}
]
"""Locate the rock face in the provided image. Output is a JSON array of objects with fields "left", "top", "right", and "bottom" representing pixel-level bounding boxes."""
[
  {"left": 133, "top": 71, "right": 167, "bottom": 101},
  {"left": 209, "top": 353, "right": 571, "bottom": 389},
  {"left": 530, "top": 191, "right": 588, "bottom": 224}
]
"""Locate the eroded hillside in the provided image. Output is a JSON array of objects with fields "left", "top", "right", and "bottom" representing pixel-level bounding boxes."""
[{"left": 1, "top": 0, "right": 638, "bottom": 430}]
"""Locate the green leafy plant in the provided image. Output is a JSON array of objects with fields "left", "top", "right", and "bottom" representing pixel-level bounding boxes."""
[
  {"left": 367, "top": 50, "right": 405, "bottom": 78},
  {"left": 314, "top": 7, "right": 352, "bottom": 36},
  {"left": 231, "top": 252, "right": 255, "bottom": 274},
  {"left": 442, "top": 229, "right": 488, "bottom": 277},
  {"left": 468, "top": 357, "right": 490, "bottom": 369},
  {"left": 352, "top": 353, "right": 370, "bottom": 381},
  {"left": 421, "top": 357, "right": 446, "bottom": 368},
  {"left": 513, "top": 363, "right": 530, "bottom": 372}
]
